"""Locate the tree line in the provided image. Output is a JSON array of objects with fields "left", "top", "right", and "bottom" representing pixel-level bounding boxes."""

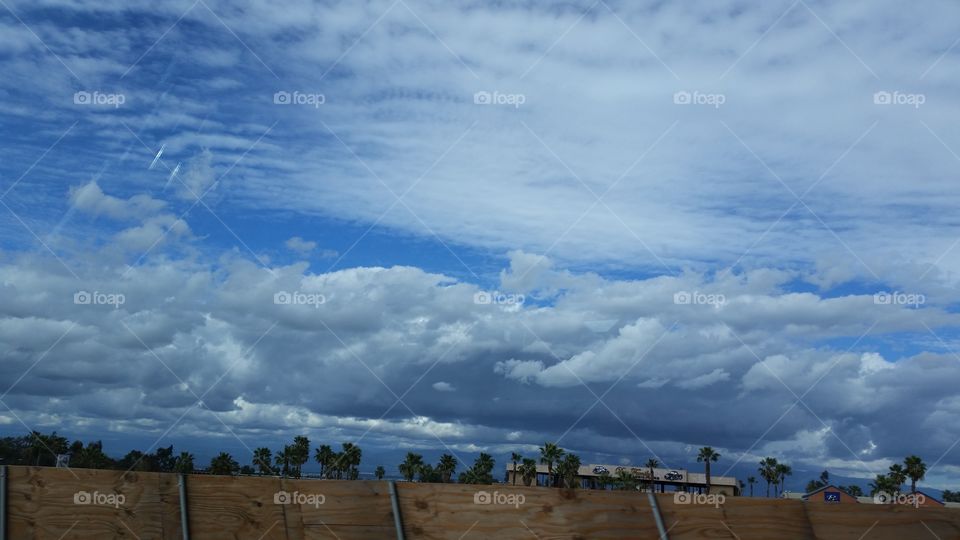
[{"left": 3, "top": 432, "right": 952, "bottom": 500}]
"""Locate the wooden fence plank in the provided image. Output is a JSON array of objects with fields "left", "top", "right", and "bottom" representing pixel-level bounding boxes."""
[
  {"left": 806, "top": 503, "right": 960, "bottom": 539},
  {"left": 6, "top": 466, "right": 172, "bottom": 539},
  {"left": 184, "top": 474, "right": 287, "bottom": 540},
  {"left": 397, "top": 483, "right": 661, "bottom": 539},
  {"left": 279, "top": 478, "right": 394, "bottom": 540},
  {"left": 658, "top": 495, "right": 816, "bottom": 539}
]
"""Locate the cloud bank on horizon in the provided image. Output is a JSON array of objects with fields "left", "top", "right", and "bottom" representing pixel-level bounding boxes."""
[{"left": 2, "top": 0, "right": 960, "bottom": 487}]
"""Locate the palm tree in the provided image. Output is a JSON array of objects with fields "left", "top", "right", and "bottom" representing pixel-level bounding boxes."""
[
  {"left": 615, "top": 469, "right": 637, "bottom": 491},
  {"left": 174, "top": 452, "right": 194, "bottom": 474},
  {"left": 341, "top": 443, "right": 362, "bottom": 480},
  {"left": 252, "top": 447, "right": 273, "bottom": 475},
  {"left": 556, "top": 453, "right": 581, "bottom": 488},
  {"left": 291, "top": 436, "right": 310, "bottom": 478},
  {"left": 375, "top": 465, "right": 386, "bottom": 480},
  {"left": 539, "top": 442, "right": 565, "bottom": 487},
  {"left": 775, "top": 463, "right": 792, "bottom": 496},
  {"left": 209, "top": 452, "right": 239, "bottom": 476},
  {"left": 510, "top": 452, "right": 522, "bottom": 485},
  {"left": 644, "top": 458, "right": 659, "bottom": 493},
  {"left": 475, "top": 453, "right": 495, "bottom": 483},
  {"left": 904, "top": 455, "right": 927, "bottom": 494},
  {"left": 314, "top": 445, "right": 334, "bottom": 478},
  {"left": 275, "top": 446, "right": 293, "bottom": 478},
  {"left": 759, "top": 457, "right": 778, "bottom": 497},
  {"left": 399, "top": 452, "right": 424, "bottom": 482},
  {"left": 597, "top": 470, "right": 613, "bottom": 490},
  {"left": 697, "top": 447, "right": 720, "bottom": 494},
  {"left": 519, "top": 458, "right": 538, "bottom": 487},
  {"left": 747, "top": 476, "right": 756, "bottom": 497},
  {"left": 870, "top": 474, "right": 897, "bottom": 497},
  {"left": 438, "top": 454, "right": 458, "bottom": 483},
  {"left": 888, "top": 464, "right": 906, "bottom": 493}
]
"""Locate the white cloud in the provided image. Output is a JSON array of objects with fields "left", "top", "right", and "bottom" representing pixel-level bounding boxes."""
[
  {"left": 432, "top": 381, "right": 456, "bottom": 392},
  {"left": 285, "top": 236, "right": 317, "bottom": 254}
]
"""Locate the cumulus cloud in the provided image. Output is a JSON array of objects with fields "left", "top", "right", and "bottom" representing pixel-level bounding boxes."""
[
  {"left": 285, "top": 236, "right": 317, "bottom": 254},
  {"left": 69, "top": 181, "right": 165, "bottom": 220}
]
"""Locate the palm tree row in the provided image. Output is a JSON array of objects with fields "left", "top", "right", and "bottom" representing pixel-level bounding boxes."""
[
  {"left": 396, "top": 451, "right": 495, "bottom": 484},
  {"left": 248, "top": 437, "right": 373, "bottom": 480},
  {"left": 758, "top": 457, "right": 792, "bottom": 497},
  {"left": 869, "top": 455, "right": 928, "bottom": 496}
]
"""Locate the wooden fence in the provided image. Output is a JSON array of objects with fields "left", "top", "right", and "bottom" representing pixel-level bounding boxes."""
[{"left": 4, "top": 466, "right": 960, "bottom": 539}]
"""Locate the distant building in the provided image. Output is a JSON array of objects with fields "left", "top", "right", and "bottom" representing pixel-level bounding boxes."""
[
  {"left": 505, "top": 463, "right": 739, "bottom": 495},
  {"left": 802, "top": 485, "right": 859, "bottom": 504}
]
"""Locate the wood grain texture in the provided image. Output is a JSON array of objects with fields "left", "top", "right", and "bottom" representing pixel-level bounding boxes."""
[
  {"left": 658, "top": 494, "right": 816, "bottom": 539},
  {"left": 279, "top": 477, "right": 394, "bottom": 540},
  {"left": 184, "top": 474, "right": 288, "bottom": 539},
  {"left": 396, "top": 482, "right": 661, "bottom": 539},
  {"left": 806, "top": 503, "right": 960, "bottom": 539},
  {"left": 7, "top": 466, "right": 960, "bottom": 539},
  {"left": 7, "top": 466, "right": 176, "bottom": 539}
]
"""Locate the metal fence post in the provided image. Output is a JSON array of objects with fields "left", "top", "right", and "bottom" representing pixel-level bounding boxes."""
[
  {"left": 1, "top": 465, "right": 7, "bottom": 540},
  {"left": 647, "top": 491, "right": 668, "bottom": 540},
  {"left": 388, "top": 481, "right": 405, "bottom": 540},
  {"left": 178, "top": 474, "right": 190, "bottom": 540}
]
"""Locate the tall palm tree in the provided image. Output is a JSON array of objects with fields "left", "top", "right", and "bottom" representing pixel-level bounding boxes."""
[
  {"left": 314, "top": 445, "right": 334, "bottom": 478},
  {"left": 775, "top": 463, "right": 792, "bottom": 496},
  {"left": 747, "top": 476, "right": 756, "bottom": 497},
  {"left": 644, "top": 458, "right": 659, "bottom": 493},
  {"left": 519, "top": 458, "right": 538, "bottom": 487},
  {"left": 697, "top": 447, "right": 720, "bottom": 494},
  {"left": 904, "top": 455, "right": 927, "bottom": 493},
  {"left": 375, "top": 465, "right": 386, "bottom": 480},
  {"left": 291, "top": 436, "right": 310, "bottom": 478},
  {"left": 888, "top": 464, "right": 906, "bottom": 493},
  {"left": 759, "top": 457, "right": 778, "bottom": 497},
  {"left": 252, "top": 447, "right": 273, "bottom": 476},
  {"left": 539, "top": 442, "right": 564, "bottom": 487},
  {"left": 438, "top": 454, "right": 458, "bottom": 483},
  {"left": 399, "top": 452, "right": 424, "bottom": 482},
  {"left": 510, "top": 452, "right": 522, "bottom": 485},
  {"left": 341, "top": 443, "right": 362, "bottom": 480}
]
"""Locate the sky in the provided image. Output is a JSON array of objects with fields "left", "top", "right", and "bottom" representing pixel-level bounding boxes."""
[{"left": 2, "top": 0, "right": 960, "bottom": 492}]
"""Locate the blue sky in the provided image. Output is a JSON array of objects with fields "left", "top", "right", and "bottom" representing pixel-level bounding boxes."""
[{"left": 3, "top": 0, "right": 960, "bottom": 492}]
